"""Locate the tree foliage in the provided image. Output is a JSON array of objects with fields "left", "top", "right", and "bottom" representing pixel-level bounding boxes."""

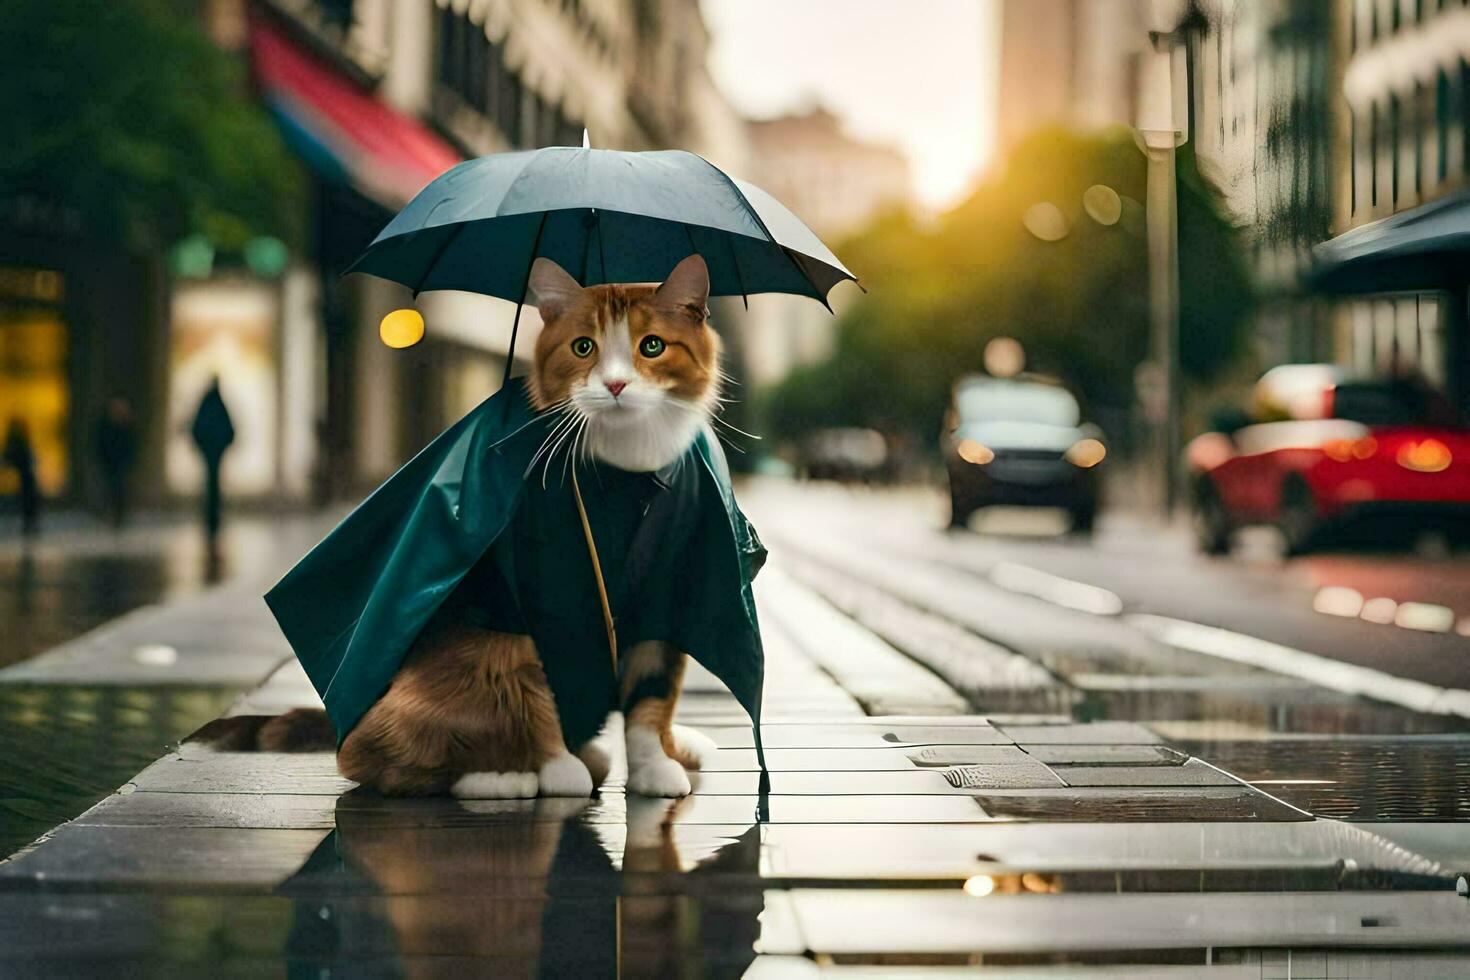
[
  {"left": 766, "top": 127, "right": 1254, "bottom": 450},
  {"left": 0, "top": 0, "right": 303, "bottom": 251}
]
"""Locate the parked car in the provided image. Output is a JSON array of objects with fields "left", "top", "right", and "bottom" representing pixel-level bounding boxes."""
[
  {"left": 799, "top": 427, "right": 890, "bottom": 483},
  {"left": 1188, "top": 365, "right": 1470, "bottom": 554},
  {"left": 942, "top": 374, "right": 1105, "bottom": 532}
]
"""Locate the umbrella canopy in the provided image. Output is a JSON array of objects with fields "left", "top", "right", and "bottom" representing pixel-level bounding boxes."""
[{"left": 347, "top": 146, "right": 857, "bottom": 309}]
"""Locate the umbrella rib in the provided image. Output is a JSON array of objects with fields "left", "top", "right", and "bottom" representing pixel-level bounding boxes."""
[
  {"left": 683, "top": 221, "right": 747, "bottom": 311},
  {"left": 723, "top": 229, "right": 750, "bottom": 310},
  {"left": 692, "top": 154, "right": 830, "bottom": 307},
  {"left": 502, "top": 211, "right": 550, "bottom": 387},
  {"left": 411, "top": 222, "right": 466, "bottom": 297},
  {"left": 596, "top": 210, "right": 607, "bottom": 283}
]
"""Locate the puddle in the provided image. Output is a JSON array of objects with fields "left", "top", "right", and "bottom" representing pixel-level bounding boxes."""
[
  {"left": 1172, "top": 738, "right": 1470, "bottom": 821},
  {"left": 0, "top": 685, "right": 239, "bottom": 858},
  {"left": 0, "top": 551, "right": 180, "bottom": 669},
  {"left": 1072, "top": 686, "right": 1470, "bottom": 737}
]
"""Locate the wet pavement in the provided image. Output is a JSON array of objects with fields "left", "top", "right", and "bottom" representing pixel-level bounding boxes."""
[
  {"left": 2, "top": 482, "right": 1469, "bottom": 974},
  {"left": 0, "top": 511, "right": 339, "bottom": 863}
]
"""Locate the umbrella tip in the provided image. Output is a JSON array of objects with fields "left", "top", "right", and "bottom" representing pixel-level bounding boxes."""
[{"left": 582, "top": 128, "right": 591, "bottom": 149}]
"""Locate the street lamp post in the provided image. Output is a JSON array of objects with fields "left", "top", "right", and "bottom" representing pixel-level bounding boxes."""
[{"left": 1134, "top": 29, "right": 1190, "bottom": 517}]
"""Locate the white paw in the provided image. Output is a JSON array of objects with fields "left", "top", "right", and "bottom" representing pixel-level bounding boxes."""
[
  {"left": 627, "top": 756, "right": 692, "bottom": 798},
  {"left": 538, "top": 752, "right": 594, "bottom": 797},
  {"left": 451, "top": 771, "right": 538, "bottom": 799},
  {"left": 671, "top": 724, "right": 718, "bottom": 770}
]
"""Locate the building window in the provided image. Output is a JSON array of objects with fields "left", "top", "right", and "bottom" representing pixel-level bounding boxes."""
[
  {"left": 1438, "top": 69, "right": 1451, "bottom": 181},
  {"left": 1389, "top": 93, "right": 1400, "bottom": 205},
  {"left": 1350, "top": 109, "right": 1358, "bottom": 215},
  {"left": 1370, "top": 100, "right": 1380, "bottom": 208},
  {"left": 315, "top": 0, "right": 354, "bottom": 30},
  {"left": 1461, "top": 59, "right": 1470, "bottom": 179}
]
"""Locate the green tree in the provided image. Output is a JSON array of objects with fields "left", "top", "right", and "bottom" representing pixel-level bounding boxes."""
[
  {"left": 766, "top": 126, "right": 1253, "bottom": 452},
  {"left": 0, "top": 0, "right": 303, "bottom": 251}
]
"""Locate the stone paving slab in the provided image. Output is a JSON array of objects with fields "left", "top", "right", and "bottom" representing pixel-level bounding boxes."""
[
  {"left": 743, "top": 958, "right": 1264, "bottom": 978},
  {"left": 702, "top": 747, "right": 1027, "bottom": 771},
  {"left": 64, "top": 788, "right": 1002, "bottom": 830},
  {"left": 776, "top": 553, "right": 1067, "bottom": 707},
  {"left": 996, "top": 721, "right": 1165, "bottom": 744},
  {"left": 974, "top": 787, "right": 1311, "bottom": 822},
  {"left": 903, "top": 745, "right": 1036, "bottom": 766},
  {"left": 759, "top": 820, "right": 1447, "bottom": 879},
  {"left": 783, "top": 890, "right": 1470, "bottom": 955},
  {"left": 701, "top": 724, "right": 1012, "bottom": 748},
  {"left": 0, "top": 891, "right": 794, "bottom": 972},
  {"left": 129, "top": 751, "right": 352, "bottom": 795},
  {"left": 757, "top": 572, "right": 970, "bottom": 717},
  {"left": 746, "top": 952, "right": 1470, "bottom": 979},
  {"left": 1020, "top": 743, "right": 1189, "bottom": 766},
  {"left": 0, "top": 586, "right": 292, "bottom": 688},
  {"left": 689, "top": 768, "right": 1061, "bottom": 795},
  {"left": 701, "top": 724, "right": 1009, "bottom": 749},
  {"left": 1052, "top": 759, "right": 1242, "bottom": 788},
  {"left": 940, "top": 764, "right": 1067, "bottom": 789},
  {"left": 0, "top": 825, "right": 328, "bottom": 890}
]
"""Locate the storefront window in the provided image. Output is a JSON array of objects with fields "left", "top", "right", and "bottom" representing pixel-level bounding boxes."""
[{"left": 0, "top": 266, "right": 69, "bottom": 497}]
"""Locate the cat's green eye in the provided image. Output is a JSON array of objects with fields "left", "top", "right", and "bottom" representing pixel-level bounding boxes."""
[
  {"left": 639, "top": 335, "right": 666, "bottom": 358},
  {"left": 571, "top": 337, "right": 596, "bottom": 358}
]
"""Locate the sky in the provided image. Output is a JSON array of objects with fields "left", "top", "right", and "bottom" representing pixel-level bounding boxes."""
[{"left": 701, "top": 0, "right": 1000, "bottom": 213}]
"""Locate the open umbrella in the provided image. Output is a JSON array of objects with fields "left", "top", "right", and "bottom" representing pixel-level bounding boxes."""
[{"left": 347, "top": 140, "right": 858, "bottom": 382}]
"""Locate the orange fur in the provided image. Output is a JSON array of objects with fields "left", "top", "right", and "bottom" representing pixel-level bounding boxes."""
[{"left": 528, "top": 262, "right": 721, "bottom": 411}]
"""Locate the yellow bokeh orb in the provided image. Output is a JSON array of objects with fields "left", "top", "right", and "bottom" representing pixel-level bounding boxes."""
[{"left": 380, "top": 309, "right": 425, "bottom": 349}]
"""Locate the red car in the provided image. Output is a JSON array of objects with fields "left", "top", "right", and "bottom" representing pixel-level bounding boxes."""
[{"left": 1189, "top": 366, "right": 1470, "bottom": 554}]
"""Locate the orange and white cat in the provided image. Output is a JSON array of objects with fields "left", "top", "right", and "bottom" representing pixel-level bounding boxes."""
[{"left": 266, "top": 255, "right": 724, "bottom": 800}]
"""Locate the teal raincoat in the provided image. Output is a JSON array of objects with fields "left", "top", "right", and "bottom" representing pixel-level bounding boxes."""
[{"left": 264, "top": 379, "right": 766, "bottom": 764}]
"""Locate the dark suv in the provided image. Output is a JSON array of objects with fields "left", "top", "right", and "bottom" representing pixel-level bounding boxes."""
[{"left": 942, "top": 375, "right": 1105, "bottom": 532}]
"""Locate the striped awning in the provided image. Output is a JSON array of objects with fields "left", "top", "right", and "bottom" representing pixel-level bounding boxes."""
[{"left": 247, "top": 14, "right": 461, "bottom": 208}]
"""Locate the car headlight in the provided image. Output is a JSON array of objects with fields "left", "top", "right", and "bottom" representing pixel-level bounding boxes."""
[
  {"left": 1065, "top": 438, "right": 1106, "bottom": 468},
  {"left": 957, "top": 439, "right": 995, "bottom": 465}
]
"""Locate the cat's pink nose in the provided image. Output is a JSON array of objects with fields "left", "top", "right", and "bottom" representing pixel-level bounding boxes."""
[{"left": 605, "top": 380, "right": 627, "bottom": 397}]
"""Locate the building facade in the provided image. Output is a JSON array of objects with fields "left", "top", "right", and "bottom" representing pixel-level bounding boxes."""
[
  {"left": 741, "top": 108, "right": 910, "bottom": 386},
  {"left": 226, "top": 0, "right": 756, "bottom": 494},
  {"left": 1322, "top": 0, "right": 1470, "bottom": 400}
]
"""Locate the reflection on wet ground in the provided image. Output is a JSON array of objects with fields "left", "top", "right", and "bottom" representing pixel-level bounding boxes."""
[
  {"left": 275, "top": 795, "right": 761, "bottom": 977},
  {"left": 1175, "top": 737, "right": 1470, "bottom": 821},
  {"left": 0, "top": 685, "right": 237, "bottom": 857},
  {"left": 0, "top": 514, "right": 316, "bottom": 669},
  {"left": 0, "top": 549, "right": 177, "bottom": 670},
  {"left": 1074, "top": 682, "right": 1470, "bottom": 736}
]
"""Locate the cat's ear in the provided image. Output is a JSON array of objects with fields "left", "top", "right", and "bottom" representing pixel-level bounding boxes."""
[
  {"left": 529, "top": 258, "right": 582, "bottom": 321},
  {"left": 654, "top": 254, "right": 710, "bottom": 320}
]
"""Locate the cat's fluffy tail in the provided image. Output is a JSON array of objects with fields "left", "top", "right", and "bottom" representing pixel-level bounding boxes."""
[
  {"left": 187, "top": 708, "right": 336, "bottom": 752},
  {"left": 668, "top": 723, "right": 718, "bottom": 770}
]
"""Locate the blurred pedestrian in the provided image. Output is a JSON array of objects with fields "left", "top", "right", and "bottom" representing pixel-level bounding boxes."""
[
  {"left": 95, "top": 394, "right": 138, "bottom": 529},
  {"left": 3, "top": 419, "right": 41, "bottom": 538},
  {"left": 190, "top": 378, "right": 235, "bottom": 551}
]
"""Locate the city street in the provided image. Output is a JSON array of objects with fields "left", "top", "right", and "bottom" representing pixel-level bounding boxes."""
[
  {"left": 9, "top": 0, "right": 1470, "bottom": 975},
  {"left": 2, "top": 480, "right": 1469, "bottom": 974}
]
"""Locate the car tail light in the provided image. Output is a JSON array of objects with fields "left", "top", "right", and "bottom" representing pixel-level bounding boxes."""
[
  {"left": 1397, "top": 438, "right": 1452, "bottom": 473},
  {"left": 1322, "top": 436, "right": 1376, "bottom": 462}
]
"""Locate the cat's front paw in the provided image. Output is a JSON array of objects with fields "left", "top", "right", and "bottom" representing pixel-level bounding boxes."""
[
  {"left": 538, "top": 752, "right": 594, "bottom": 797},
  {"left": 627, "top": 756, "right": 692, "bottom": 797},
  {"left": 451, "top": 771, "right": 538, "bottom": 799}
]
